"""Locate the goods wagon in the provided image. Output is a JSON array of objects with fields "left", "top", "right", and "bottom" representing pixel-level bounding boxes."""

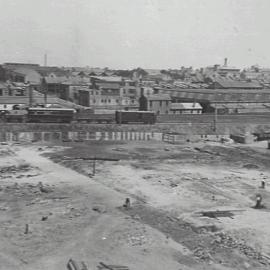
[{"left": 115, "top": 111, "right": 156, "bottom": 124}]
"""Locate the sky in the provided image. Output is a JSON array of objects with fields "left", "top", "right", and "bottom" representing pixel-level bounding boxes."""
[{"left": 0, "top": 0, "right": 270, "bottom": 69}]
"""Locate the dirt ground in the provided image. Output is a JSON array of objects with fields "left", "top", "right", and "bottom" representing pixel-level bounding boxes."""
[{"left": 1, "top": 139, "right": 270, "bottom": 270}]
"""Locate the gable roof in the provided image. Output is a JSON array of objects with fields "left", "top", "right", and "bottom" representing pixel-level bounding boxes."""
[{"left": 91, "top": 76, "right": 122, "bottom": 82}]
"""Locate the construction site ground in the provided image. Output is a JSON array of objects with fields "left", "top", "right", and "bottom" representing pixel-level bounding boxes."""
[{"left": 1, "top": 139, "right": 270, "bottom": 270}]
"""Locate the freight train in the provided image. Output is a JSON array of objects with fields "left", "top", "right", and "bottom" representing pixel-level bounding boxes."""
[{"left": 0, "top": 108, "right": 157, "bottom": 124}]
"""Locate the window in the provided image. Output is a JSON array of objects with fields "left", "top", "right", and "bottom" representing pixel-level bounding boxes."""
[
  {"left": 108, "top": 99, "right": 111, "bottom": 103},
  {"left": 160, "top": 101, "right": 162, "bottom": 107},
  {"left": 15, "top": 89, "right": 24, "bottom": 96},
  {"left": 166, "top": 101, "right": 169, "bottom": 106},
  {"left": 0, "top": 89, "right": 2, "bottom": 96},
  {"left": 4, "top": 104, "right": 7, "bottom": 108},
  {"left": 123, "top": 89, "right": 126, "bottom": 94},
  {"left": 116, "top": 99, "right": 119, "bottom": 103},
  {"left": 101, "top": 99, "right": 103, "bottom": 103},
  {"left": 150, "top": 101, "right": 153, "bottom": 107}
]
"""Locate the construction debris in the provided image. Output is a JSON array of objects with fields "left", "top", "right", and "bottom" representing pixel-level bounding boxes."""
[
  {"left": 98, "top": 262, "right": 129, "bottom": 270},
  {"left": 200, "top": 210, "right": 235, "bottom": 219},
  {"left": 213, "top": 233, "right": 270, "bottom": 265},
  {"left": 67, "top": 259, "right": 81, "bottom": 270},
  {"left": 38, "top": 182, "right": 53, "bottom": 193},
  {"left": 92, "top": 204, "right": 107, "bottom": 213}
]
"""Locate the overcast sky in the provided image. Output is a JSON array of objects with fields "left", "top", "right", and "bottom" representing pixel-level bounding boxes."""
[{"left": 0, "top": 0, "right": 270, "bottom": 69}]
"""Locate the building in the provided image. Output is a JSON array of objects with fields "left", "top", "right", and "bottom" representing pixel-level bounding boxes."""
[
  {"left": 121, "top": 80, "right": 140, "bottom": 107},
  {"left": 147, "top": 94, "right": 171, "bottom": 114},
  {"left": 170, "top": 103, "right": 202, "bottom": 114},
  {"left": 43, "top": 77, "right": 70, "bottom": 99},
  {"left": 159, "top": 87, "right": 270, "bottom": 113},
  {"left": 210, "top": 77, "right": 262, "bottom": 90},
  {"left": 204, "top": 58, "right": 241, "bottom": 78}
]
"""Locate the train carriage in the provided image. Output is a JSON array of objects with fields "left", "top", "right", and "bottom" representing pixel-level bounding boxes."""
[
  {"left": 115, "top": 111, "right": 156, "bottom": 124},
  {"left": 27, "top": 108, "right": 75, "bottom": 123}
]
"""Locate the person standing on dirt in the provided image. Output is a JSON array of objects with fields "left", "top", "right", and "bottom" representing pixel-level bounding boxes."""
[
  {"left": 123, "top": 198, "right": 131, "bottom": 209},
  {"left": 255, "top": 194, "right": 262, "bottom": 208}
]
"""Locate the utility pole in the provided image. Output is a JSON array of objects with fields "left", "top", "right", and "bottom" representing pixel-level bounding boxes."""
[
  {"left": 92, "top": 156, "right": 96, "bottom": 176},
  {"left": 28, "top": 84, "right": 33, "bottom": 107},
  {"left": 42, "top": 77, "right": 47, "bottom": 107},
  {"left": 213, "top": 104, "right": 217, "bottom": 132}
]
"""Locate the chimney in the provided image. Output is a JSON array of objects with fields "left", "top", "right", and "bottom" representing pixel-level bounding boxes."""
[
  {"left": 224, "top": 58, "right": 228, "bottom": 67},
  {"left": 140, "top": 87, "right": 144, "bottom": 97}
]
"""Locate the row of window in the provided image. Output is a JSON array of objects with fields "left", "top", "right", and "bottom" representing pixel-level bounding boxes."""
[
  {"left": 0, "top": 90, "right": 26, "bottom": 96},
  {"left": 171, "top": 110, "right": 201, "bottom": 114},
  {"left": 90, "top": 90, "right": 136, "bottom": 95},
  {"left": 149, "top": 100, "right": 170, "bottom": 107},
  {"left": 91, "top": 99, "right": 135, "bottom": 104},
  {"left": 90, "top": 91, "right": 100, "bottom": 95}
]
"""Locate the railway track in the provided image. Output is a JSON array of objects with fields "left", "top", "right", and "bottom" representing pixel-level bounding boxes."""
[
  {"left": 157, "top": 113, "right": 270, "bottom": 124},
  {"left": 1, "top": 113, "right": 270, "bottom": 125}
]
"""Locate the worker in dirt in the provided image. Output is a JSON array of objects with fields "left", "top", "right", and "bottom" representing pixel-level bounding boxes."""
[
  {"left": 261, "top": 180, "right": 265, "bottom": 189},
  {"left": 255, "top": 194, "right": 262, "bottom": 209},
  {"left": 123, "top": 198, "right": 131, "bottom": 209}
]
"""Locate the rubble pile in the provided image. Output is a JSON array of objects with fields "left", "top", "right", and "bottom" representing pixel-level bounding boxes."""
[
  {"left": 0, "top": 164, "right": 31, "bottom": 174},
  {"left": 0, "top": 148, "right": 14, "bottom": 156},
  {"left": 126, "top": 232, "right": 148, "bottom": 246},
  {"left": 2, "top": 182, "right": 54, "bottom": 198},
  {"left": 213, "top": 232, "right": 270, "bottom": 265},
  {"left": 193, "top": 246, "right": 213, "bottom": 261},
  {"left": 114, "top": 224, "right": 151, "bottom": 247}
]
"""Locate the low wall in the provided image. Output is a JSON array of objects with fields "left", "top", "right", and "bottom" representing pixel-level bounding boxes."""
[
  {"left": 0, "top": 122, "right": 229, "bottom": 134},
  {"left": 0, "top": 131, "right": 163, "bottom": 143},
  {"left": 163, "top": 133, "right": 231, "bottom": 144},
  {"left": 1, "top": 122, "right": 270, "bottom": 141}
]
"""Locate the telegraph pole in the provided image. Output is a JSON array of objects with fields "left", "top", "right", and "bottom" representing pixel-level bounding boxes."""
[
  {"left": 92, "top": 156, "right": 96, "bottom": 176},
  {"left": 42, "top": 77, "right": 47, "bottom": 107},
  {"left": 213, "top": 103, "right": 217, "bottom": 132},
  {"left": 28, "top": 84, "right": 33, "bottom": 107}
]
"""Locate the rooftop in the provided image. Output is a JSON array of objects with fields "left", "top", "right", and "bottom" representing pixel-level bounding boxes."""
[
  {"left": 160, "top": 88, "right": 270, "bottom": 103},
  {"left": 214, "top": 78, "right": 262, "bottom": 89},
  {"left": 171, "top": 102, "right": 202, "bottom": 110}
]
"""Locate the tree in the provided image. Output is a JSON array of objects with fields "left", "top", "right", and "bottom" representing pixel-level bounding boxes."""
[{"left": 133, "top": 67, "right": 148, "bottom": 77}]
